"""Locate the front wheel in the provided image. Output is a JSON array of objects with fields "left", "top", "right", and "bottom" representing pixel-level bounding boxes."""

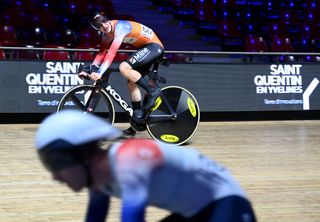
[
  {"left": 57, "top": 84, "right": 115, "bottom": 124},
  {"left": 146, "top": 86, "right": 200, "bottom": 145}
]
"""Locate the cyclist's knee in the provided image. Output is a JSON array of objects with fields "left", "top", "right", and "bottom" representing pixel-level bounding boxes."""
[
  {"left": 119, "top": 61, "right": 132, "bottom": 75},
  {"left": 127, "top": 80, "right": 137, "bottom": 88}
]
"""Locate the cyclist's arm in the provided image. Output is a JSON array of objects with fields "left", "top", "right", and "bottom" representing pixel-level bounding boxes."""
[
  {"left": 119, "top": 173, "right": 148, "bottom": 222},
  {"left": 115, "top": 140, "right": 164, "bottom": 222},
  {"left": 85, "top": 188, "right": 110, "bottom": 222},
  {"left": 92, "top": 35, "right": 112, "bottom": 66},
  {"left": 97, "top": 21, "right": 132, "bottom": 75}
]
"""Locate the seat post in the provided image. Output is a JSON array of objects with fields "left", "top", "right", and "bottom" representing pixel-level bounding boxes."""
[{"left": 152, "top": 60, "right": 160, "bottom": 73}]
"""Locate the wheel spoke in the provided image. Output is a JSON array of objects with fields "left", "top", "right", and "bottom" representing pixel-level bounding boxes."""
[{"left": 70, "top": 94, "right": 86, "bottom": 110}]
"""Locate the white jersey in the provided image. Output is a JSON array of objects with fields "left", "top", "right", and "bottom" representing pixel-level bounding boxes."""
[{"left": 101, "top": 139, "right": 246, "bottom": 218}]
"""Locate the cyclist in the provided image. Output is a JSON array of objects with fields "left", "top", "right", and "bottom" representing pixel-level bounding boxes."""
[
  {"left": 78, "top": 13, "right": 164, "bottom": 137},
  {"left": 35, "top": 110, "right": 256, "bottom": 222}
]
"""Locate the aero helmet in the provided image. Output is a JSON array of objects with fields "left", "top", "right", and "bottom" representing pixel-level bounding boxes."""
[
  {"left": 89, "top": 13, "right": 109, "bottom": 30},
  {"left": 36, "top": 110, "right": 120, "bottom": 150},
  {"left": 35, "top": 110, "right": 121, "bottom": 172}
]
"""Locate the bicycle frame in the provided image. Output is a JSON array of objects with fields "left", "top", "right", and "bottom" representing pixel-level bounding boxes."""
[
  {"left": 85, "top": 64, "right": 177, "bottom": 123},
  {"left": 58, "top": 58, "right": 199, "bottom": 145}
]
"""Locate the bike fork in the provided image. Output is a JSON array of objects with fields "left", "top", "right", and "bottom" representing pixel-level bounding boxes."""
[{"left": 84, "top": 87, "right": 101, "bottom": 112}]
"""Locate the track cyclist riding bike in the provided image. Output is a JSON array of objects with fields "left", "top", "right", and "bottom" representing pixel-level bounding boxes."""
[
  {"left": 78, "top": 12, "right": 164, "bottom": 137},
  {"left": 36, "top": 110, "right": 257, "bottom": 222}
]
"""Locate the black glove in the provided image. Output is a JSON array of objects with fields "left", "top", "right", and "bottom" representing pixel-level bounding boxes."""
[
  {"left": 90, "top": 64, "right": 100, "bottom": 73},
  {"left": 77, "top": 64, "right": 100, "bottom": 80}
]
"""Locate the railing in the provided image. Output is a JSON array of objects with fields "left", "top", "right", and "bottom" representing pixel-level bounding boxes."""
[
  {"left": 1, "top": 46, "right": 320, "bottom": 63},
  {"left": 1, "top": 46, "right": 320, "bottom": 55}
]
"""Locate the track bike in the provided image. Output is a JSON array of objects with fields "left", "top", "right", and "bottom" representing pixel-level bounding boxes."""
[{"left": 57, "top": 56, "right": 200, "bottom": 145}]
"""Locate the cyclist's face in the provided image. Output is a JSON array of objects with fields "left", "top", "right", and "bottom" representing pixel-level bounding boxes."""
[
  {"left": 52, "top": 164, "right": 88, "bottom": 192},
  {"left": 100, "top": 21, "right": 112, "bottom": 33}
]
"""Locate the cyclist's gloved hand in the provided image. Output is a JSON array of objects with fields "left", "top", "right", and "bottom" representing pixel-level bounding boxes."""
[
  {"left": 89, "top": 65, "right": 101, "bottom": 81},
  {"left": 77, "top": 64, "right": 100, "bottom": 81},
  {"left": 78, "top": 71, "right": 91, "bottom": 80},
  {"left": 89, "top": 72, "right": 101, "bottom": 81},
  {"left": 90, "top": 64, "right": 99, "bottom": 73},
  {"left": 77, "top": 64, "right": 91, "bottom": 80}
]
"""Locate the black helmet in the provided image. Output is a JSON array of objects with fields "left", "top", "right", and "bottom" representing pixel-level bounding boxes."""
[{"left": 89, "top": 13, "right": 109, "bottom": 30}]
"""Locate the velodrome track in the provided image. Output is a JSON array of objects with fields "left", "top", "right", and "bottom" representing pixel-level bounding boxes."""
[{"left": 0, "top": 120, "right": 319, "bottom": 222}]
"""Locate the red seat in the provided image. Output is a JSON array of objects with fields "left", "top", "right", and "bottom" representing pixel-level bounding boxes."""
[
  {"left": 171, "top": 0, "right": 194, "bottom": 20},
  {"left": 193, "top": 0, "right": 215, "bottom": 22},
  {"left": 267, "top": 22, "right": 287, "bottom": 38},
  {"left": 217, "top": 0, "right": 237, "bottom": 8},
  {"left": 114, "top": 14, "right": 135, "bottom": 21},
  {"left": 172, "top": 0, "right": 193, "bottom": 8},
  {"left": 15, "top": 46, "right": 40, "bottom": 60},
  {"left": 0, "top": 50, "right": 6, "bottom": 60},
  {"left": 10, "top": 0, "right": 34, "bottom": 11},
  {"left": 279, "top": 9, "right": 303, "bottom": 39},
  {"left": 244, "top": 35, "right": 268, "bottom": 52},
  {"left": 62, "top": 29, "right": 78, "bottom": 48},
  {"left": 67, "top": 0, "right": 89, "bottom": 15},
  {"left": 244, "top": 21, "right": 266, "bottom": 36},
  {"left": 216, "top": 0, "right": 238, "bottom": 19},
  {"left": 74, "top": 48, "right": 95, "bottom": 61},
  {"left": 218, "top": 19, "right": 243, "bottom": 50},
  {"left": 299, "top": 23, "right": 317, "bottom": 39},
  {"left": 47, "top": 29, "right": 78, "bottom": 48},
  {"left": 0, "top": 25, "right": 17, "bottom": 46},
  {"left": 193, "top": 0, "right": 217, "bottom": 34},
  {"left": 29, "top": 27, "right": 47, "bottom": 47},
  {"left": 304, "top": 9, "right": 320, "bottom": 24},
  {"left": 90, "top": 0, "right": 116, "bottom": 18},
  {"left": 16, "top": 26, "right": 47, "bottom": 46},
  {"left": 0, "top": 7, "right": 29, "bottom": 28},
  {"left": 15, "top": 50, "right": 40, "bottom": 60},
  {"left": 218, "top": 19, "right": 241, "bottom": 37},
  {"left": 270, "top": 36, "right": 294, "bottom": 52},
  {"left": 293, "top": 38, "right": 315, "bottom": 52},
  {"left": 79, "top": 28, "right": 101, "bottom": 48},
  {"left": 306, "top": 0, "right": 320, "bottom": 10},
  {"left": 46, "top": 29, "right": 63, "bottom": 46},
  {"left": 280, "top": 9, "right": 301, "bottom": 25},
  {"left": 30, "top": 8, "right": 55, "bottom": 29},
  {"left": 43, "top": 45, "right": 70, "bottom": 61}
]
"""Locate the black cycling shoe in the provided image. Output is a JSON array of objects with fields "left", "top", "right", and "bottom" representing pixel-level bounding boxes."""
[
  {"left": 144, "top": 89, "right": 161, "bottom": 111},
  {"left": 122, "top": 127, "right": 136, "bottom": 137}
]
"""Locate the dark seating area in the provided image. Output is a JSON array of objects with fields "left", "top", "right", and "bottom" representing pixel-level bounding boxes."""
[
  {"left": 0, "top": 0, "right": 130, "bottom": 60},
  {"left": 0, "top": 0, "right": 319, "bottom": 62},
  {"left": 153, "top": 0, "right": 320, "bottom": 58}
]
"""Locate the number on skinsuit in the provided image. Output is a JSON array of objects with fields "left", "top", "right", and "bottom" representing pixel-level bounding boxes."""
[{"left": 140, "top": 25, "right": 154, "bottom": 39}]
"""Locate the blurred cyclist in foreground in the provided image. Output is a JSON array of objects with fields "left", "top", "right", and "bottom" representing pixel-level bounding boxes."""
[{"left": 35, "top": 110, "right": 256, "bottom": 222}]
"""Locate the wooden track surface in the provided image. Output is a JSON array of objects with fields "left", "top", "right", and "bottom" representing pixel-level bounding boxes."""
[{"left": 0, "top": 120, "right": 319, "bottom": 222}]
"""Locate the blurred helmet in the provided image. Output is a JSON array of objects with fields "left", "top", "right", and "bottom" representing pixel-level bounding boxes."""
[
  {"left": 89, "top": 13, "right": 109, "bottom": 30},
  {"left": 35, "top": 110, "right": 121, "bottom": 172}
]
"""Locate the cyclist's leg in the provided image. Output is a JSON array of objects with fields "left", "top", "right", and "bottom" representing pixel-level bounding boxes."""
[
  {"left": 206, "top": 196, "right": 256, "bottom": 222},
  {"left": 158, "top": 213, "right": 189, "bottom": 222},
  {"left": 120, "top": 43, "right": 164, "bottom": 111},
  {"left": 122, "top": 80, "right": 141, "bottom": 136},
  {"left": 159, "top": 196, "right": 256, "bottom": 222}
]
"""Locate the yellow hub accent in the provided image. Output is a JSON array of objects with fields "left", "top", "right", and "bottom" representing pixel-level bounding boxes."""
[{"left": 160, "top": 134, "right": 179, "bottom": 143}]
